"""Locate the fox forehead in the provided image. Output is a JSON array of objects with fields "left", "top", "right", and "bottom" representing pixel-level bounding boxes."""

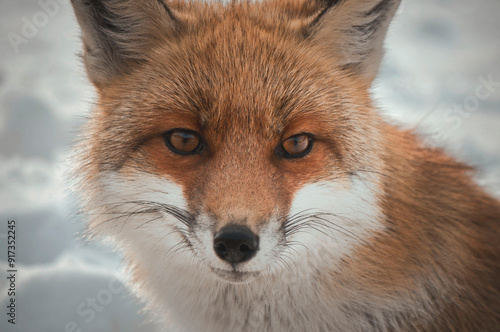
[
  {"left": 100, "top": 3, "right": 364, "bottom": 111},
  {"left": 108, "top": 28, "right": 348, "bottom": 119}
]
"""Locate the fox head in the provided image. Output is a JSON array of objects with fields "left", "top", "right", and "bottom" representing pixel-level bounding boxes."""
[{"left": 73, "top": 0, "right": 400, "bottom": 285}]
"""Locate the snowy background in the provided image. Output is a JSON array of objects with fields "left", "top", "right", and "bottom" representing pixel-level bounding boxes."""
[{"left": 0, "top": 0, "right": 499, "bottom": 331}]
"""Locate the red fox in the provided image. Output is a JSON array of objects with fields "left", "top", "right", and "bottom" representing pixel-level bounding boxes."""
[{"left": 71, "top": 0, "right": 500, "bottom": 331}]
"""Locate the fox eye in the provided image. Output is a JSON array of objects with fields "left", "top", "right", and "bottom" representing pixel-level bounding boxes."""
[
  {"left": 280, "top": 133, "right": 313, "bottom": 159},
  {"left": 163, "top": 129, "right": 201, "bottom": 155}
]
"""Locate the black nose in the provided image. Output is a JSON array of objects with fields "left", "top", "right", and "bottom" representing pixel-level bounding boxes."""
[{"left": 213, "top": 226, "right": 259, "bottom": 264}]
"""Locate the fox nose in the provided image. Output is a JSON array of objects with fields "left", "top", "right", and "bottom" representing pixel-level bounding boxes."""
[{"left": 213, "top": 226, "right": 259, "bottom": 264}]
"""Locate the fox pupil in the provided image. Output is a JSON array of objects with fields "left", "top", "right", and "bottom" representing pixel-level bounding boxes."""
[
  {"left": 281, "top": 133, "right": 312, "bottom": 158},
  {"left": 164, "top": 129, "right": 201, "bottom": 155}
]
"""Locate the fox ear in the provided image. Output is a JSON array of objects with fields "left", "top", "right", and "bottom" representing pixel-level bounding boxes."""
[
  {"left": 306, "top": 0, "right": 400, "bottom": 82},
  {"left": 71, "top": 0, "right": 183, "bottom": 87}
]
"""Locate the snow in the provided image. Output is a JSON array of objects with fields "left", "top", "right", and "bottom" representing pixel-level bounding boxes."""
[{"left": 0, "top": 0, "right": 499, "bottom": 331}]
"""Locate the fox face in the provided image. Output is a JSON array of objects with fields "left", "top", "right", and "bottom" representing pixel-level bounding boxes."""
[
  {"left": 74, "top": 0, "right": 393, "bottom": 283},
  {"left": 72, "top": 0, "right": 500, "bottom": 331}
]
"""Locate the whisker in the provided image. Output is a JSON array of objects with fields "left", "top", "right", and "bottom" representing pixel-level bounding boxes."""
[
  {"left": 164, "top": 241, "right": 188, "bottom": 261},
  {"left": 135, "top": 214, "right": 165, "bottom": 230},
  {"left": 281, "top": 209, "right": 372, "bottom": 251},
  {"left": 88, "top": 200, "right": 196, "bottom": 231},
  {"left": 310, "top": 214, "right": 370, "bottom": 245}
]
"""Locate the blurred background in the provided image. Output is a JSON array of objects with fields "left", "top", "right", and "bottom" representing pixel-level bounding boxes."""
[{"left": 0, "top": 0, "right": 499, "bottom": 331}]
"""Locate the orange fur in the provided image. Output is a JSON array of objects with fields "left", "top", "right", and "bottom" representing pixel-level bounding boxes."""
[{"left": 72, "top": 0, "right": 500, "bottom": 330}]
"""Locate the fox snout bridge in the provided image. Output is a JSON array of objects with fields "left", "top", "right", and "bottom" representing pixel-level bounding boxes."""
[{"left": 213, "top": 226, "right": 259, "bottom": 264}]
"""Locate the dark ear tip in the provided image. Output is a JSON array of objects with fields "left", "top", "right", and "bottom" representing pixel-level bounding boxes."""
[
  {"left": 71, "top": 0, "right": 181, "bottom": 87},
  {"left": 305, "top": 0, "right": 401, "bottom": 81}
]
